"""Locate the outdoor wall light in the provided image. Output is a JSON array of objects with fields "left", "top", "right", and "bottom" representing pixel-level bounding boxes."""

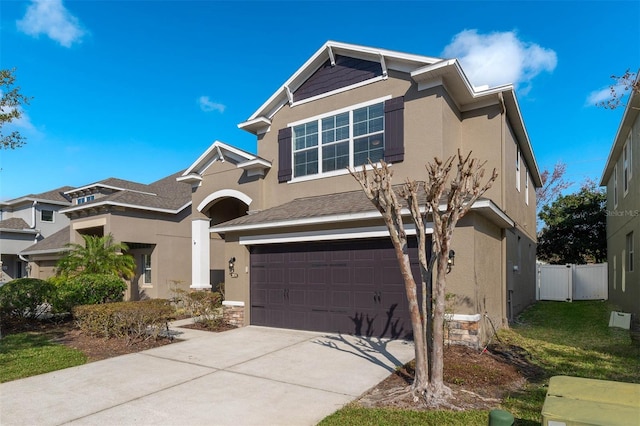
[
  {"left": 228, "top": 257, "right": 238, "bottom": 278},
  {"left": 447, "top": 249, "right": 455, "bottom": 273}
]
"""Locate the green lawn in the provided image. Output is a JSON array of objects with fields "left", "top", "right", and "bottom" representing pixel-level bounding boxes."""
[
  {"left": 0, "top": 332, "right": 87, "bottom": 383},
  {"left": 320, "top": 301, "right": 640, "bottom": 426}
]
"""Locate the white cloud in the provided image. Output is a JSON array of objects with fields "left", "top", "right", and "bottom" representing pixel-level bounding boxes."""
[
  {"left": 585, "top": 83, "right": 627, "bottom": 107},
  {"left": 16, "top": 0, "right": 86, "bottom": 48},
  {"left": 442, "top": 30, "right": 557, "bottom": 91},
  {"left": 198, "top": 96, "right": 226, "bottom": 113}
]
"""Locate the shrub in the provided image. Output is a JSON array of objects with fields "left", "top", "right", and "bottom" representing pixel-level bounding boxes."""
[
  {"left": 0, "top": 278, "right": 54, "bottom": 320},
  {"left": 50, "top": 274, "right": 126, "bottom": 314},
  {"left": 183, "top": 291, "right": 222, "bottom": 323},
  {"left": 73, "top": 299, "right": 174, "bottom": 344}
]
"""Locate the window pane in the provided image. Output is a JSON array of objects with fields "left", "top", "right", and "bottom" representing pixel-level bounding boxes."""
[
  {"left": 294, "top": 150, "right": 318, "bottom": 177},
  {"left": 354, "top": 135, "right": 385, "bottom": 166},
  {"left": 322, "top": 142, "right": 349, "bottom": 172}
]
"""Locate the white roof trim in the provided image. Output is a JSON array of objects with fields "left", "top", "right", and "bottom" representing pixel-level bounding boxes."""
[
  {"left": 20, "top": 247, "right": 66, "bottom": 256},
  {"left": 238, "top": 224, "right": 434, "bottom": 245},
  {"left": 181, "top": 140, "right": 257, "bottom": 177},
  {"left": 211, "top": 199, "right": 513, "bottom": 234},
  {"left": 64, "top": 184, "right": 155, "bottom": 197},
  {"left": 0, "top": 197, "right": 71, "bottom": 207},
  {"left": 0, "top": 227, "right": 39, "bottom": 234},
  {"left": 61, "top": 201, "right": 192, "bottom": 215},
  {"left": 600, "top": 76, "right": 640, "bottom": 185}
]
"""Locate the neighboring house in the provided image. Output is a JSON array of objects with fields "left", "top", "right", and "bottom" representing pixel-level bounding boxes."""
[
  {"left": 0, "top": 187, "right": 72, "bottom": 283},
  {"left": 180, "top": 41, "right": 541, "bottom": 346},
  {"left": 21, "top": 172, "right": 193, "bottom": 300},
  {"left": 600, "top": 82, "right": 639, "bottom": 318}
]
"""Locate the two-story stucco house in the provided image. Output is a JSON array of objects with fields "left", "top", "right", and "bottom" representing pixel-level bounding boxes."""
[
  {"left": 0, "top": 187, "right": 72, "bottom": 283},
  {"left": 20, "top": 172, "right": 193, "bottom": 300},
  {"left": 179, "top": 42, "right": 541, "bottom": 346},
  {"left": 600, "top": 81, "right": 639, "bottom": 318}
]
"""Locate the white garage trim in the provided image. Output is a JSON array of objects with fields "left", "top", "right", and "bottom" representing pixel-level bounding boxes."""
[{"left": 239, "top": 224, "right": 433, "bottom": 245}]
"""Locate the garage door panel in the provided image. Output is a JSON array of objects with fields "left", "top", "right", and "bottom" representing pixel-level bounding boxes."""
[
  {"left": 331, "top": 267, "right": 350, "bottom": 284},
  {"left": 288, "top": 289, "right": 306, "bottom": 306},
  {"left": 331, "top": 290, "right": 351, "bottom": 308},
  {"left": 268, "top": 288, "right": 285, "bottom": 305},
  {"left": 289, "top": 268, "right": 305, "bottom": 285},
  {"left": 307, "top": 289, "right": 327, "bottom": 306},
  {"left": 353, "top": 267, "right": 374, "bottom": 285},
  {"left": 250, "top": 238, "right": 427, "bottom": 339}
]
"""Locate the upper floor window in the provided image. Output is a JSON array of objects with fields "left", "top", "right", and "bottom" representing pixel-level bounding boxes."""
[
  {"left": 41, "top": 209, "right": 54, "bottom": 222},
  {"left": 76, "top": 195, "right": 95, "bottom": 205},
  {"left": 623, "top": 133, "right": 632, "bottom": 196},
  {"left": 614, "top": 164, "right": 618, "bottom": 208},
  {"left": 292, "top": 101, "right": 384, "bottom": 178},
  {"left": 525, "top": 166, "right": 529, "bottom": 205},
  {"left": 628, "top": 232, "right": 634, "bottom": 273},
  {"left": 516, "top": 147, "right": 521, "bottom": 192}
]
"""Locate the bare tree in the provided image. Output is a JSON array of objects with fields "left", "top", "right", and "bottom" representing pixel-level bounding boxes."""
[
  {"left": 536, "top": 161, "right": 572, "bottom": 206},
  {"left": 350, "top": 150, "right": 497, "bottom": 404},
  {"left": 596, "top": 69, "right": 639, "bottom": 110}
]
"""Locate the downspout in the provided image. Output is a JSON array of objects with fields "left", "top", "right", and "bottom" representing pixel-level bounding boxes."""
[{"left": 31, "top": 200, "right": 38, "bottom": 228}]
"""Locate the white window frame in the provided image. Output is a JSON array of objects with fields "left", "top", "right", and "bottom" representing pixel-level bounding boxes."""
[
  {"left": 628, "top": 232, "right": 634, "bottom": 273},
  {"left": 613, "top": 164, "right": 618, "bottom": 208},
  {"left": 516, "top": 147, "right": 521, "bottom": 192},
  {"left": 288, "top": 96, "right": 391, "bottom": 183},
  {"left": 76, "top": 195, "right": 95, "bottom": 205},
  {"left": 623, "top": 133, "right": 632, "bottom": 196},
  {"left": 525, "top": 165, "right": 529, "bottom": 205},
  {"left": 142, "top": 254, "right": 152, "bottom": 285},
  {"left": 41, "top": 209, "right": 54, "bottom": 223}
]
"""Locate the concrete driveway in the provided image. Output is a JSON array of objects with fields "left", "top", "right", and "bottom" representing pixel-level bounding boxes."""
[{"left": 0, "top": 322, "right": 415, "bottom": 426}]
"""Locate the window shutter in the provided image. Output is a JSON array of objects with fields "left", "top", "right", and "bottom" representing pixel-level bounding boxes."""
[
  {"left": 384, "top": 96, "right": 404, "bottom": 163},
  {"left": 278, "top": 127, "right": 292, "bottom": 183}
]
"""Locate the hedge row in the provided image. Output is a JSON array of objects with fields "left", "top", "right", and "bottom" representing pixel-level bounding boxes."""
[
  {"left": 73, "top": 299, "right": 175, "bottom": 344},
  {"left": 0, "top": 275, "right": 126, "bottom": 321}
]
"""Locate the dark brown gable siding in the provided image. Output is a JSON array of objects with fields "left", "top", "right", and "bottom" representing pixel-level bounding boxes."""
[
  {"left": 278, "top": 127, "right": 293, "bottom": 183},
  {"left": 293, "top": 55, "right": 383, "bottom": 103},
  {"left": 384, "top": 97, "right": 404, "bottom": 163}
]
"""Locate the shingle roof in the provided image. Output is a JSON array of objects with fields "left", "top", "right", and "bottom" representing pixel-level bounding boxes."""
[
  {"left": 0, "top": 217, "right": 31, "bottom": 230},
  {"left": 21, "top": 226, "right": 70, "bottom": 254},
  {"left": 211, "top": 187, "right": 505, "bottom": 232},
  {"left": 2, "top": 186, "right": 73, "bottom": 206},
  {"left": 63, "top": 170, "right": 192, "bottom": 213}
]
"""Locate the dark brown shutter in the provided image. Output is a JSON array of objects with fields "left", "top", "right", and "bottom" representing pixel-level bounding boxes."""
[
  {"left": 384, "top": 96, "right": 404, "bottom": 163},
  {"left": 278, "top": 127, "right": 292, "bottom": 183}
]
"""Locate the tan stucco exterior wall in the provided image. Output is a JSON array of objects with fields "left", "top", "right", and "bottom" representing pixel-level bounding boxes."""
[{"left": 606, "top": 113, "right": 639, "bottom": 317}]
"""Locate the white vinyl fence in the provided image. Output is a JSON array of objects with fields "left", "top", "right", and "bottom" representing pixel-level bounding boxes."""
[{"left": 537, "top": 263, "right": 608, "bottom": 301}]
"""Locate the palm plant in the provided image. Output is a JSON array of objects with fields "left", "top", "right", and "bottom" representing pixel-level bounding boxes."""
[{"left": 56, "top": 234, "right": 136, "bottom": 279}]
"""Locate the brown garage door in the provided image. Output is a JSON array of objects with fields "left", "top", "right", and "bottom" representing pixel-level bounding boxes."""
[{"left": 250, "top": 238, "right": 423, "bottom": 339}]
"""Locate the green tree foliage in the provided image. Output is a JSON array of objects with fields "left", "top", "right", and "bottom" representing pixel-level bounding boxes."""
[
  {"left": 56, "top": 234, "right": 136, "bottom": 279},
  {"left": 537, "top": 181, "right": 606, "bottom": 264},
  {"left": 1, "top": 68, "right": 32, "bottom": 149}
]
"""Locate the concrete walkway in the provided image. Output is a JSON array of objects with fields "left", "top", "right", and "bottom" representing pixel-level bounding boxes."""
[{"left": 0, "top": 321, "right": 415, "bottom": 426}]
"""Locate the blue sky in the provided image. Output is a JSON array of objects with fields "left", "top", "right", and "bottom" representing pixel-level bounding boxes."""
[{"left": 1, "top": 0, "right": 638, "bottom": 202}]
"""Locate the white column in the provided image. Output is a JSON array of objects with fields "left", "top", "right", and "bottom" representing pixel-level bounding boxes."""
[{"left": 191, "top": 218, "right": 212, "bottom": 289}]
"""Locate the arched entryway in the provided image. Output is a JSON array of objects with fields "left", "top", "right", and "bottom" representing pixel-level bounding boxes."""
[{"left": 191, "top": 190, "right": 251, "bottom": 290}]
